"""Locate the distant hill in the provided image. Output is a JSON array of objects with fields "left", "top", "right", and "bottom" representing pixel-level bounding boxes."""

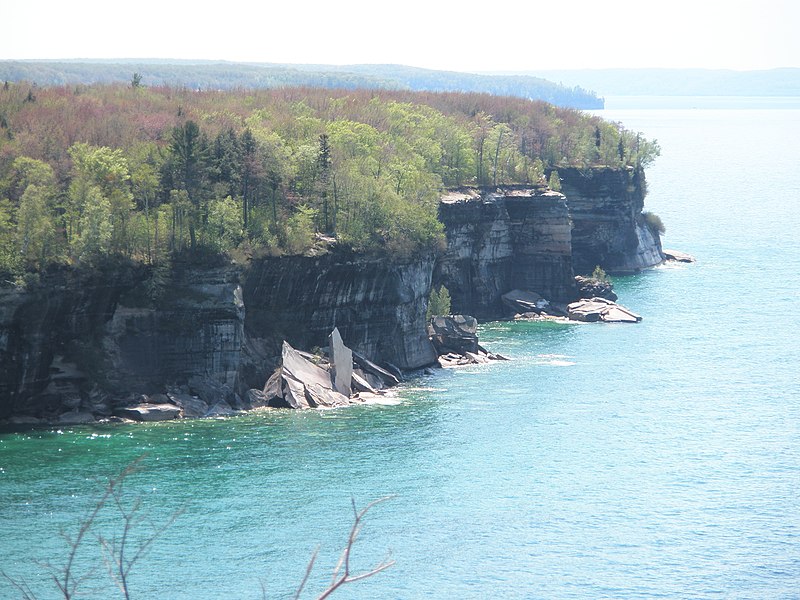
[
  {"left": 0, "top": 60, "right": 603, "bottom": 109},
  {"left": 491, "top": 68, "right": 800, "bottom": 97}
]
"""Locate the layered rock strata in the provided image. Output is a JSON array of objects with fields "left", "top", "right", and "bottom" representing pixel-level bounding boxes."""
[
  {"left": 557, "top": 167, "right": 665, "bottom": 274},
  {"left": 239, "top": 251, "right": 436, "bottom": 392},
  {"left": 437, "top": 187, "right": 575, "bottom": 319},
  {"left": 0, "top": 252, "right": 436, "bottom": 421}
]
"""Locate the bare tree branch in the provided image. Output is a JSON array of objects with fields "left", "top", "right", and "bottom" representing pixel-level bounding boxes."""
[
  {"left": 54, "top": 455, "right": 146, "bottom": 599},
  {"left": 315, "top": 496, "right": 396, "bottom": 600},
  {"left": 293, "top": 546, "right": 319, "bottom": 600}
]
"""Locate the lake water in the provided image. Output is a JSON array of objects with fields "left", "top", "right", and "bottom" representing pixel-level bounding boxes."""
[{"left": 2, "top": 102, "right": 800, "bottom": 599}]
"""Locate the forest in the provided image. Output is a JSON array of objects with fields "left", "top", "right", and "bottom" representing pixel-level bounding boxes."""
[
  {"left": 0, "top": 82, "right": 659, "bottom": 282},
  {"left": 0, "top": 61, "right": 603, "bottom": 108}
]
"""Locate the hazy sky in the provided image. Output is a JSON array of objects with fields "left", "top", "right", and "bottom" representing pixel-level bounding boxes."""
[{"left": 4, "top": 0, "right": 798, "bottom": 71}]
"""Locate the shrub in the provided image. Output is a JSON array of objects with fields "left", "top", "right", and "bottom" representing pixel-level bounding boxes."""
[
  {"left": 643, "top": 211, "right": 666, "bottom": 235},
  {"left": 591, "top": 265, "right": 611, "bottom": 283}
]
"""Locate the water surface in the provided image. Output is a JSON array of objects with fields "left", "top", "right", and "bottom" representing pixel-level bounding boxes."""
[{"left": 2, "top": 104, "right": 800, "bottom": 598}]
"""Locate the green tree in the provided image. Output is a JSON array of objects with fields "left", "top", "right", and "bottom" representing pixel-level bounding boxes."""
[
  {"left": 548, "top": 170, "right": 561, "bottom": 192},
  {"left": 167, "top": 121, "right": 209, "bottom": 249},
  {"left": 285, "top": 205, "right": 317, "bottom": 254},
  {"left": 0, "top": 198, "right": 17, "bottom": 273},
  {"left": 427, "top": 285, "right": 452, "bottom": 319},
  {"left": 206, "top": 195, "right": 243, "bottom": 252},
  {"left": 67, "top": 143, "right": 134, "bottom": 256},
  {"left": 75, "top": 186, "right": 112, "bottom": 263}
]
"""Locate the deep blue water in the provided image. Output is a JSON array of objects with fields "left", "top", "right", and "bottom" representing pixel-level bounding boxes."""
[{"left": 2, "top": 104, "right": 800, "bottom": 599}]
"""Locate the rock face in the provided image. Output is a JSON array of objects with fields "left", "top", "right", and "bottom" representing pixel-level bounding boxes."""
[
  {"left": 240, "top": 250, "right": 436, "bottom": 392},
  {"left": 105, "top": 264, "right": 244, "bottom": 406},
  {"left": 437, "top": 187, "right": 575, "bottom": 319},
  {"left": 0, "top": 251, "right": 436, "bottom": 420},
  {"left": 0, "top": 263, "right": 145, "bottom": 420},
  {"left": 0, "top": 167, "right": 664, "bottom": 421},
  {"left": 557, "top": 167, "right": 665, "bottom": 275}
]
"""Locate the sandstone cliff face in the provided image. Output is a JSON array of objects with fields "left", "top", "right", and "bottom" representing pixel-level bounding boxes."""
[
  {"left": 0, "top": 253, "right": 436, "bottom": 419},
  {"left": 104, "top": 264, "right": 244, "bottom": 399},
  {"left": 558, "top": 167, "right": 664, "bottom": 275},
  {"left": 436, "top": 188, "right": 575, "bottom": 319},
  {"left": 0, "top": 264, "right": 145, "bottom": 419},
  {"left": 240, "top": 252, "right": 436, "bottom": 391}
]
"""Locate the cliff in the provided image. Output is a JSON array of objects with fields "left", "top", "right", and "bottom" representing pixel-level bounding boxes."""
[
  {"left": 0, "top": 166, "right": 664, "bottom": 421},
  {"left": 436, "top": 187, "right": 575, "bottom": 319},
  {"left": 239, "top": 252, "right": 436, "bottom": 392},
  {"left": 0, "top": 252, "right": 436, "bottom": 421},
  {"left": 558, "top": 167, "right": 664, "bottom": 275}
]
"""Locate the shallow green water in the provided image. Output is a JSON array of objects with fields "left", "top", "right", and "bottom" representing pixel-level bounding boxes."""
[{"left": 2, "top": 105, "right": 800, "bottom": 598}]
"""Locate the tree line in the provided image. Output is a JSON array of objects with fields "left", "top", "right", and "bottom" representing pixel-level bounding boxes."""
[
  {"left": 0, "top": 83, "right": 659, "bottom": 280},
  {"left": 0, "top": 61, "right": 603, "bottom": 109}
]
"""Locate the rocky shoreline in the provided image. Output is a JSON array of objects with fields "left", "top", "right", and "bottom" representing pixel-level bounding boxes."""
[{"left": 0, "top": 167, "right": 694, "bottom": 426}]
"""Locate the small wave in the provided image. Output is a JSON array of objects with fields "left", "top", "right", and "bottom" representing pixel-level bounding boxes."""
[{"left": 542, "top": 359, "right": 576, "bottom": 367}]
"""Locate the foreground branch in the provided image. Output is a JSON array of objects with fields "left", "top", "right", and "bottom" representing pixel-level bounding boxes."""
[{"left": 293, "top": 496, "right": 395, "bottom": 600}]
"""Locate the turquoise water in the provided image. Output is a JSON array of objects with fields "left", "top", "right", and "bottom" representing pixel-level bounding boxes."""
[{"left": 2, "top": 106, "right": 800, "bottom": 599}]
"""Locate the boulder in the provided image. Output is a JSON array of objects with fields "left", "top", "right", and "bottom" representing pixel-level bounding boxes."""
[
  {"left": 663, "top": 249, "right": 696, "bottom": 263},
  {"left": 428, "top": 315, "right": 479, "bottom": 355},
  {"left": 188, "top": 376, "right": 235, "bottom": 407},
  {"left": 114, "top": 403, "right": 181, "bottom": 422},
  {"left": 574, "top": 276, "right": 618, "bottom": 301},
  {"left": 567, "top": 298, "right": 642, "bottom": 323},
  {"left": 167, "top": 393, "right": 209, "bottom": 418}
]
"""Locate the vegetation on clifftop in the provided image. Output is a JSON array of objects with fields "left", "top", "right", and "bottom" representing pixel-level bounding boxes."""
[{"left": 0, "top": 83, "right": 659, "bottom": 279}]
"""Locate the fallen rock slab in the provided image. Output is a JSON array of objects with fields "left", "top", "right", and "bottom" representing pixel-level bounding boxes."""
[
  {"left": 329, "top": 327, "right": 353, "bottom": 396},
  {"left": 567, "top": 297, "right": 642, "bottom": 323},
  {"left": 114, "top": 404, "right": 181, "bottom": 422},
  {"left": 264, "top": 341, "right": 350, "bottom": 409},
  {"left": 352, "top": 351, "right": 401, "bottom": 386},
  {"left": 502, "top": 289, "right": 547, "bottom": 314}
]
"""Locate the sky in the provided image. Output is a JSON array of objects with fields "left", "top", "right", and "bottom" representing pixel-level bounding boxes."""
[{"left": 4, "top": 0, "right": 799, "bottom": 72}]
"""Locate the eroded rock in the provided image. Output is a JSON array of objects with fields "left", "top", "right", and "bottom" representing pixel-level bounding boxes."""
[{"left": 428, "top": 315, "right": 479, "bottom": 355}]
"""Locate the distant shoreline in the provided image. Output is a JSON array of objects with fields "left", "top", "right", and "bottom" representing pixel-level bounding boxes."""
[{"left": 597, "top": 95, "right": 800, "bottom": 110}]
